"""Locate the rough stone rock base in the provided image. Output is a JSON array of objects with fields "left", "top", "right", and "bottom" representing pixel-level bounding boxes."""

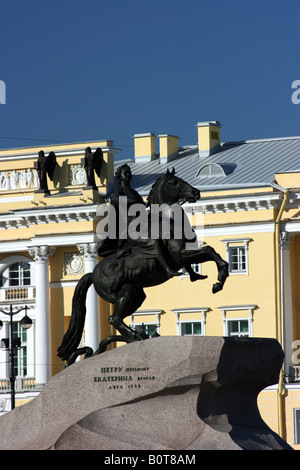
[{"left": 0, "top": 336, "right": 293, "bottom": 450}]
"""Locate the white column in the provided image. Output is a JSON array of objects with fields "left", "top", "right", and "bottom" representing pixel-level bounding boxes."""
[
  {"left": 77, "top": 243, "right": 100, "bottom": 353},
  {"left": 28, "top": 245, "right": 55, "bottom": 386},
  {"left": 280, "top": 232, "right": 295, "bottom": 376}
]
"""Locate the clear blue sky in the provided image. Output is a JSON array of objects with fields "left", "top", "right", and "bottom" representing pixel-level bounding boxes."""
[{"left": 1, "top": 0, "right": 300, "bottom": 160}]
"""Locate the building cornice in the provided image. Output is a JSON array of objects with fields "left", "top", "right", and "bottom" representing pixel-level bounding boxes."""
[
  {"left": 0, "top": 204, "right": 99, "bottom": 229},
  {"left": 0, "top": 145, "right": 120, "bottom": 162},
  {"left": 184, "top": 191, "right": 283, "bottom": 214},
  {"left": 0, "top": 190, "right": 299, "bottom": 232},
  {"left": 0, "top": 232, "right": 99, "bottom": 253}
]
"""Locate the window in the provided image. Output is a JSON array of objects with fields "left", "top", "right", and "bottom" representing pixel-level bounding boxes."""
[
  {"left": 0, "top": 262, "right": 31, "bottom": 287},
  {"left": 181, "top": 322, "right": 202, "bottom": 336},
  {"left": 12, "top": 322, "right": 28, "bottom": 377},
  {"left": 196, "top": 163, "right": 236, "bottom": 179},
  {"left": 229, "top": 246, "right": 246, "bottom": 273},
  {"left": 221, "top": 238, "right": 252, "bottom": 275},
  {"left": 0, "top": 258, "right": 35, "bottom": 302},
  {"left": 9, "top": 262, "right": 31, "bottom": 286},
  {"left": 218, "top": 305, "right": 257, "bottom": 337},
  {"left": 227, "top": 319, "right": 249, "bottom": 337},
  {"left": 294, "top": 409, "right": 300, "bottom": 444},
  {"left": 172, "top": 308, "right": 209, "bottom": 336},
  {"left": 130, "top": 309, "right": 164, "bottom": 337},
  {"left": 181, "top": 263, "right": 201, "bottom": 277},
  {"left": 134, "top": 323, "right": 158, "bottom": 338}
]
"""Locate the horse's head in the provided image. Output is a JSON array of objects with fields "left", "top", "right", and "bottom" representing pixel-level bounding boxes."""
[
  {"left": 160, "top": 168, "right": 200, "bottom": 204},
  {"left": 147, "top": 168, "right": 200, "bottom": 206}
]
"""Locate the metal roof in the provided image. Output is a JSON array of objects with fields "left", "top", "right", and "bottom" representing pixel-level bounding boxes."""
[{"left": 113, "top": 136, "right": 300, "bottom": 196}]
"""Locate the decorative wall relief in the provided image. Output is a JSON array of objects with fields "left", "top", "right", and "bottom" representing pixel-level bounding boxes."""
[
  {"left": 69, "top": 165, "right": 87, "bottom": 186},
  {"left": 64, "top": 253, "right": 85, "bottom": 276},
  {"left": 0, "top": 169, "right": 39, "bottom": 190}
]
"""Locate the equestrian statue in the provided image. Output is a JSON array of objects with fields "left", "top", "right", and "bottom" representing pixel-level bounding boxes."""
[{"left": 57, "top": 165, "right": 229, "bottom": 366}]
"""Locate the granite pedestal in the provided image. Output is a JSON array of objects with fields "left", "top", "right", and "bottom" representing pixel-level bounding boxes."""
[{"left": 0, "top": 336, "right": 292, "bottom": 450}]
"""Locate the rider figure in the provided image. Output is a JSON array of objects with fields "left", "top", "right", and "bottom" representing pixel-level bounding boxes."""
[
  {"left": 98, "top": 164, "right": 180, "bottom": 291},
  {"left": 98, "top": 164, "right": 206, "bottom": 289}
]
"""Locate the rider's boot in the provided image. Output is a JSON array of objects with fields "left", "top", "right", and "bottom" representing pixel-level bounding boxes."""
[
  {"left": 157, "top": 254, "right": 180, "bottom": 277},
  {"left": 186, "top": 266, "right": 208, "bottom": 282}
]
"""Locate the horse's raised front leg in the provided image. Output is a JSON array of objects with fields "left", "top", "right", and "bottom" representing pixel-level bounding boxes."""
[{"left": 176, "top": 244, "right": 229, "bottom": 293}]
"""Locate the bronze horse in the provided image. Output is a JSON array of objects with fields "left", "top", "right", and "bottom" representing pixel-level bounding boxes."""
[{"left": 57, "top": 169, "right": 229, "bottom": 365}]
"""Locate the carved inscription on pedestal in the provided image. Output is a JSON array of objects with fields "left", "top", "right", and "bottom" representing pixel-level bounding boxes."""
[{"left": 94, "top": 366, "right": 155, "bottom": 390}]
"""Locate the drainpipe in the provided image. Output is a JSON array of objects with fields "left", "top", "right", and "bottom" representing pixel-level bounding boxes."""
[{"left": 271, "top": 183, "right": 289, "bottom": 440}]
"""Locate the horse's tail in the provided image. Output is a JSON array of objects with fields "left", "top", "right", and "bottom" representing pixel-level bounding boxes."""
[{"left": 57, "top": 272, "right": 94, "bottom": 361}]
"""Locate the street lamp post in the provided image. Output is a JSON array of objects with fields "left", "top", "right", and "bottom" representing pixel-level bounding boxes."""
[{"left": 0, "top": 305, "right": 32, "bottom": 410}]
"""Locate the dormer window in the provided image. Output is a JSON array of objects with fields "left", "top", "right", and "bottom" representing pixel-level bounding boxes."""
[
  {"left": 196, "top": 162, "right": 236, "bottom": 179},
  {"left": 197, "top": 163, "right": 225, "bottom": 178}
]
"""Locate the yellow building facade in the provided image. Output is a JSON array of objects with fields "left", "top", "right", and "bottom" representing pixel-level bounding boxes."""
[
  {"left": 0, "top": 122, "right": 300, "bottom": 448},
  {"left": 0, "top": 140, "right": 117, "bottom": 403}
]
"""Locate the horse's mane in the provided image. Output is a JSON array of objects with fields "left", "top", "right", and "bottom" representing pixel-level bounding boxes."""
[{"left": 147, "top": 174, "right": 166, "bottom": 206}]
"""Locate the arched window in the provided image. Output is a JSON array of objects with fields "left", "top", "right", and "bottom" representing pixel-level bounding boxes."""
[
  {"left": 0, "top": 257, "right": 35, "bottom": 301},
  {"left": 197, "top": 163, "right": 226, "bottom": 178},
  {"left": 196, "top": 162, "right": 236, "bottom": 179},
  {"left": 3, "top": 262, "right": 31, "bottom": 287},
  {"left": 0, "top": 260, "right": 32, "bottom": 288}
]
